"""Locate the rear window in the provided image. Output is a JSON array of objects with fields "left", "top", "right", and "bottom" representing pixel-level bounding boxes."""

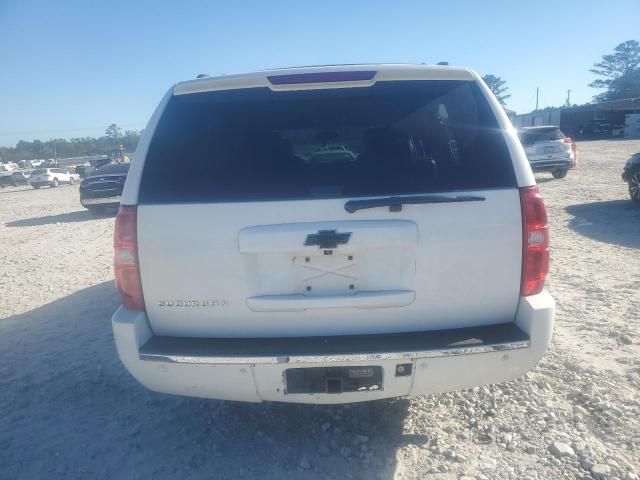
[
  {"left": 140, "top": 80, "right": 516, "bottom": 204},
  {"left": 518, "top": 127, "right": 565, "bottom": 145},
  {"left": 32, "top": 169, "right": 48, "bottom": 175},
  {"left": 91, "top": 163, "right": 129, "bottom": 175}
]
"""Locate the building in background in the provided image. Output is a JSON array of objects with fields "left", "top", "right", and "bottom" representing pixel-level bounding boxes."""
[
  {"left": 512, "top": 97, "right": 640, "bottom": 139},
  {"left": 512, "top": 109, "right": 561, "bottom": 129}
]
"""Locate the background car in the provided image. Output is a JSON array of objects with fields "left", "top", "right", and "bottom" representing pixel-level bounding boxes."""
[
  {"left": 2, "top": 169, "right": 34, "bottom": 187},
  {"left": 75, "top": 164, "right": 94, "bottom": 179},
  {"left": 309, "top": 145, "right": 357, "bottom": 164},
  {"left": 29, "top": 168, "right": 76, "bottom": 188},
  {"left": 0, "top": 172, "right": 16, "bottom": 188},
  {"left": 622, "top": 152, "right": 640, "bottom": 203},
  {"left": 79, "top": 162, "right": 129, "bottom": 214},
  {"left": 518, "top": 126, "right": 577, "bottom": 179},
  {"left": 12, "top": 170, "right": 32, "bottom": 185}
]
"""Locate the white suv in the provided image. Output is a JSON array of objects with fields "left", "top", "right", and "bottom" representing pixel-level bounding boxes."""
[
  {"left": 518, "top": 126, "right": 577, "bottom": 179},
  {"left": 30, "top": 168, "right": 76, "bottom": 188},
  {"left": 112, "top": 65, "right": 555, "bottom": 404}
]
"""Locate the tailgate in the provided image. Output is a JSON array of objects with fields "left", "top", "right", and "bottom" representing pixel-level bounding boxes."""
[{"left": 138, "top": 189, "right": 521, "bottom": 337}]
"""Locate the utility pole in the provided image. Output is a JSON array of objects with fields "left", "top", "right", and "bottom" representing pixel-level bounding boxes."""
[
  {"left": 565, "top": 89, "right": 571, "bottom": 107},
  {"left": 53, "top": 139, "right": 57, "bottom": 167},
  {"left": 535, "top": 87, "right": 539, "bottom": 111}
]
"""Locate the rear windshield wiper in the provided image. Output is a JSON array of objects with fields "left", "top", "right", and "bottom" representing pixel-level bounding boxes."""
[{"left": 344, "top": 194, "right": 486, "bottom": 213}]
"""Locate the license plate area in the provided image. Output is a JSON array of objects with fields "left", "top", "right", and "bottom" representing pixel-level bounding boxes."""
[
  {"left": 293, "top": 254, "right": 359, "bottom": 296},
  {"left": 285, "top": 366, "right": 383, "bottom": 394}
]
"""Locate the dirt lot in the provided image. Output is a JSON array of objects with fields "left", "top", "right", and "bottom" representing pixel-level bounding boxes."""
[{"left": 1, "top": 140, "right": 639, "bottom": 480}]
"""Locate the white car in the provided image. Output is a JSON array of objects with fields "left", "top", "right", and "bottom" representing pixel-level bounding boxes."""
[
  {"left": 0, "top": 163, "right": 16, "bottom": 172},
  {"left": 29, "top": 168, "right": 77, "bottom": 188},
  {"left": 112, "top": 64, "right": 554, "bottom": 404},
  {"left": 518, "top": 126, "right": 577, "bottom": 179}
]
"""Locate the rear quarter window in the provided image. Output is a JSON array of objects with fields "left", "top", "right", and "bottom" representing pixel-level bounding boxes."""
[{"left": 140, "top": 80, "right": 516, "bottom": 204}]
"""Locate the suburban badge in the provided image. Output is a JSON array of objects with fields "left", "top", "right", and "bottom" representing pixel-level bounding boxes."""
[{"left": 158, "top": 300, "right": 229, "bottom": 307}]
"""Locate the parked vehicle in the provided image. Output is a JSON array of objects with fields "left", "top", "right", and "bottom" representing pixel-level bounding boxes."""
[
  {"left": 29, "top": 168, "right": 76, "bottom": 188},
  {"left": 93, "top": 158, "right": 115, "bottom": 169},
  {"left": 310, "top": 145, "right": 357, "bottom": 164},
  {"left": 112, "top": 64, "right": 554, "bottom": 404},
  {"left": 75, "top": 164, "right": 94, "bottom": 179},
  {"left": 518, "top": 126, "right": 576, "bottom": 179},
  {"left": 79, "top": 162, "right": 129, "bottom": 214},
  {"left": 12, "top": 170, "right": 32, "bottom": 185},
  {"left": 1, "top": 169, "right": 34, "bottom": 187},
  {"left": 0, "top": 163, "right": 17, "bottom": 172},
  {"left": 0, "top": 172, "right": 15, "bottom": 188},
  {"left": 622, "top": 152, "right": 640, "bottom": 203}
]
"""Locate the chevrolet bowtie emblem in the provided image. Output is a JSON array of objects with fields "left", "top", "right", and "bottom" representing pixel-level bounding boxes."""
[{"left": 304, "top": 230, "right": 351, "bottom": 249}]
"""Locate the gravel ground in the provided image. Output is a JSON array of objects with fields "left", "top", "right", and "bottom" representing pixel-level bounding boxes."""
[{"left": 1, "top": 140, "right": 639, "bottom": 480}]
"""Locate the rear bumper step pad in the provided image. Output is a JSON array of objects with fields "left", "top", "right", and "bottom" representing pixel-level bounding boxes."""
[{"left": 139, "top": 323, "right": 530, "bottom": 365}]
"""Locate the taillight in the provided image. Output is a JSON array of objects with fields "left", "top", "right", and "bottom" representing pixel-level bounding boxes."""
[
  {"left": 520, "top": 186, "right": 549, "bottom": 296},
  {"left": 114, "top": 206, "right": 145, "bottom": 310},
  {"left": 564, "top": 137, "right": 578, "bottom": 158}
]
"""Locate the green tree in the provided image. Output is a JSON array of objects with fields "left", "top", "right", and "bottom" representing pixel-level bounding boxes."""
[
  {"left": 481, "top": 74, "right": 511, "bottom": 106},
  {"left": 105, "top": 123, "right": 122, "bottom": 140},
  {"left": 590, "top": 40, "right": 640, "bottom": 102}
]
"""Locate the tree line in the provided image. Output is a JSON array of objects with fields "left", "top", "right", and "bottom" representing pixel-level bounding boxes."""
[{"left": 0, "top": 124, "right": 141, "bottom": 163}]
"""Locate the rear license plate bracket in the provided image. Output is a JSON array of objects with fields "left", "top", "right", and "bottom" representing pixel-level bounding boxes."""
[{"left": 285, "top": 366, "right": 383, "bottom": 394}]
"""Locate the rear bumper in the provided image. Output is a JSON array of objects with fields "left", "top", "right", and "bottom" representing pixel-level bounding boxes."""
[
  {"left": 112, "top": 292, "right": 555, "bottom": 403},
  {"left": 529, "top": 159, "right": 575, "bottom": 172},
  {"left": 80, "top": 195, "right": 121, "bottom": 207}
]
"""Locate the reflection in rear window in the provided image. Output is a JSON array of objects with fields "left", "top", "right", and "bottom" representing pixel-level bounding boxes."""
[{"left": 140, "top": 81, "right": 516, "bottom": 204}]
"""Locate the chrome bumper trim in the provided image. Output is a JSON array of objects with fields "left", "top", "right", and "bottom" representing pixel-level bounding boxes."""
[{"left": 139, "top": 339, "right": 530, "bottom": 365}]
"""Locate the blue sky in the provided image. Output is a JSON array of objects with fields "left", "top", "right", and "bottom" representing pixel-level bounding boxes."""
[{"left": 0, "top": 0, "right": 638, "bottom": 147}]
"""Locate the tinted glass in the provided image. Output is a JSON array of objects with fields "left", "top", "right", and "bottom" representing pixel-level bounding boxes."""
[
  {"left": 32, "top": 169, "right": 48, "bottom": 175},
  {"left": 140, "top": 80, "right": 516, "bottom": 204},
  {"left": 91, "top": 163, "right": 129, "bottom": 175},
  {"left": 519, "top": 127, "right": 565, "bottom": 144}
]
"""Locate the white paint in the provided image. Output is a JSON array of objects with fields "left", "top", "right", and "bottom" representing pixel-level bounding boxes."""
[
  {"left": 137, "top": 189, "right": 522, "bottom": 338},
  {"left": 111, "top": 290, "right": 554, "bottom": 403}
]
